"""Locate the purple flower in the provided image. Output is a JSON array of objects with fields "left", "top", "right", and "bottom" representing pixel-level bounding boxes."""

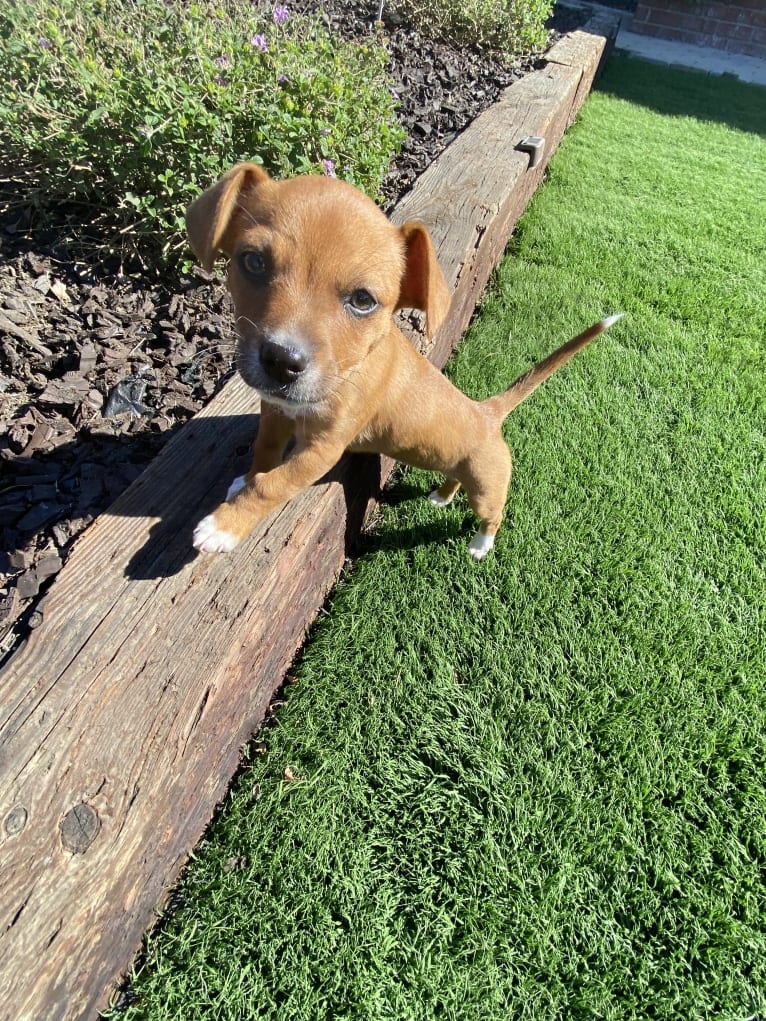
[
  {"left": 273, "top": 5, "right": 288, "bottom": 25},
  {"left": 322, "top": 159, "right": 336, "bottom": 178},
  {"left": 39, "top": 37, "right": 52, "bottom": 50},
  {"left": 250, "top": 33, "right": 268, "bottom": 52},
  {"left": 214, "top": 53, "right": 231, "bottom": 69},
  {"left": 213, "top": 74, "right": 230, "bottom": 87}
]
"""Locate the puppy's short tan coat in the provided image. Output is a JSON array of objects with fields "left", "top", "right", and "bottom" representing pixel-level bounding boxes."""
[{"left": 187, "top": 162, "right": 620, "bottom": 560}]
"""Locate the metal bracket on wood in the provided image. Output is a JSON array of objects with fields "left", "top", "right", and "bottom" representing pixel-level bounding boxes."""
[{"left": 516, "top": 135, "right": 546, "bottom": 169}]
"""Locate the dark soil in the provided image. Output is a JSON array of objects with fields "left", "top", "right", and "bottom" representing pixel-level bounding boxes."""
[{"left": 0, "top": 1, "right": 591, "bottom": 659}]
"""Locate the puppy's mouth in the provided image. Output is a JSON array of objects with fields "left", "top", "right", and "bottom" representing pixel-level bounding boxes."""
[{"left": 236, "top": 341, "right": 327, "bottom": 415}]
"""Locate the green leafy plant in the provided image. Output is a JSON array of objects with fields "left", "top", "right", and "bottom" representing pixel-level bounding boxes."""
[
  {"left": 0, "top": 1, "right": 404, "bottom": 267},
  {"left": 388, "top": 0, "right": 554, "bottom": 58}
]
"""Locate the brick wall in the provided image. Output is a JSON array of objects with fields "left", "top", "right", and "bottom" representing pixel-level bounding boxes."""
[{"left": 631, "top": 0, "right": 766, "bottom": 60}]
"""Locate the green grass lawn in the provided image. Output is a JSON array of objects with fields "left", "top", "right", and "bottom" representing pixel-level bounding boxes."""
[{"left": 112, "top": 57, "right": 766, "bottom": 1020}]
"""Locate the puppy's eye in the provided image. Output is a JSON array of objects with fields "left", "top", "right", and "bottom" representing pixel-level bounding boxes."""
[
  {"left": 346, "top": 289, "right": 378, "bottom": 316},
  {"left": 240, "top": 250, "right": 268, "bottom": 278}
]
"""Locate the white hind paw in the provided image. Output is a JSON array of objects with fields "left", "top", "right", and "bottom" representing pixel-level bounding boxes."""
[
  {"left": 468, "top": 530, "right": 495, "bottom": 561},
  {"left": 429, "top": 488, "right": 455, "bottom": 507}
]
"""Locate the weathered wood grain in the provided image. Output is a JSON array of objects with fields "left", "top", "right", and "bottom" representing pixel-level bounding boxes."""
[{"left": 0, "top": 22, "right": 616, "bottom": 1021}]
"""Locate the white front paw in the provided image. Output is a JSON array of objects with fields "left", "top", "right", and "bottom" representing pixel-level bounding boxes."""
[
  {"left": 226, "top": 475, "right": 247, "bottom": 501},
  {"left": 193, "top": 514, "right": 239, "bottom": 554}
]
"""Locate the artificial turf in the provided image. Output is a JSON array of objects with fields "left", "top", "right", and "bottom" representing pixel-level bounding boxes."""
[{"left": 112, "top": 56, "right": 766, "bottom": 1019}]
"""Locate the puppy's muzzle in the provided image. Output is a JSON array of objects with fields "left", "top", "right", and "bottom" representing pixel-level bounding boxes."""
[{"left": 259, "top": 338, "right": 309, "bottom": 386}]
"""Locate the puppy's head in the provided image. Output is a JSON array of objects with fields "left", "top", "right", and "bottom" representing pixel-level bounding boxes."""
[{"left": 186, "top": 162, "right": 451, "bottom": 415}]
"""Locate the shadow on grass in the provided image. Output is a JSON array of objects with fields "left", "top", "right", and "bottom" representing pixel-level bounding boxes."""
[
  {"left": 598, "top": 53, "right": 766, "bottom": 137},
  {"left": 356, "top": 515, "right": 465, "bottom": 559}
]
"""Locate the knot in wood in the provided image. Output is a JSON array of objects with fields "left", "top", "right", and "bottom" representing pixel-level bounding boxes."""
[
  {"left": 60, "top": 803, "right": 100, "bottom": 853},
  {"left": 4, "top": 806, "right": 28, "bottom": 836}
]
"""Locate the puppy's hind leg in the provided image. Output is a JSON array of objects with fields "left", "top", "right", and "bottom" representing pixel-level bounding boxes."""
[
  {"left": 429, "top": 477, "right": 462, "bottom": 507},
  {"left": 463, "top": 445, "right": 512, "bottom": 561}
]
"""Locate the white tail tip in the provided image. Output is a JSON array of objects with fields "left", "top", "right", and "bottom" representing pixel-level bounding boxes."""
[{"left": 601, "top": 313, "right": 625, "bottom": 329}]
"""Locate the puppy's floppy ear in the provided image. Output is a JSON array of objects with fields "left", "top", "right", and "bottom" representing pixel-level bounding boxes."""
[
  {"left": 186, "top": 162, "right": 270, "bottom": 271},
  {"left": 396, "top": 221, "right": 451, "bottom": 339}
]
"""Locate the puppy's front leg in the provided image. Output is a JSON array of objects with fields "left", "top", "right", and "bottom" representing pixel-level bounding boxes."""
[
  {"left": 193, "top": 441, "right": 346, "bottom": 553},
  {"left": 226, "top": 401, "right": 295, "bottom": 502}
]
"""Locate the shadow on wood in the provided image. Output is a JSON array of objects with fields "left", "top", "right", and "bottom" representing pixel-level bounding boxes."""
[{"left": 115, "top": 408, "right": 385, "bottom": 582}]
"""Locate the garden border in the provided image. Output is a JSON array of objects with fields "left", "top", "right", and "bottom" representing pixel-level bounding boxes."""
[{"left": 0, "top": 16, "right": 618, "bottom": 1020}]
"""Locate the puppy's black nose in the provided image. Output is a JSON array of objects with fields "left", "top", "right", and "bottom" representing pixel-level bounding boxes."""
[{"left": 259, "top": 339, "right": 309, "bottom": 384}]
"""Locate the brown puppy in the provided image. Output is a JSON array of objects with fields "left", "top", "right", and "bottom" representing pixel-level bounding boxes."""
[{"left": 187, "top": 162, "right": 621, "bottom": 560}]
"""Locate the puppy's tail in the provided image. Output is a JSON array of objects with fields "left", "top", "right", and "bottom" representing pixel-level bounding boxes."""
[{"left": 484, "top": 314, "right": 624, "bottom": 421}]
